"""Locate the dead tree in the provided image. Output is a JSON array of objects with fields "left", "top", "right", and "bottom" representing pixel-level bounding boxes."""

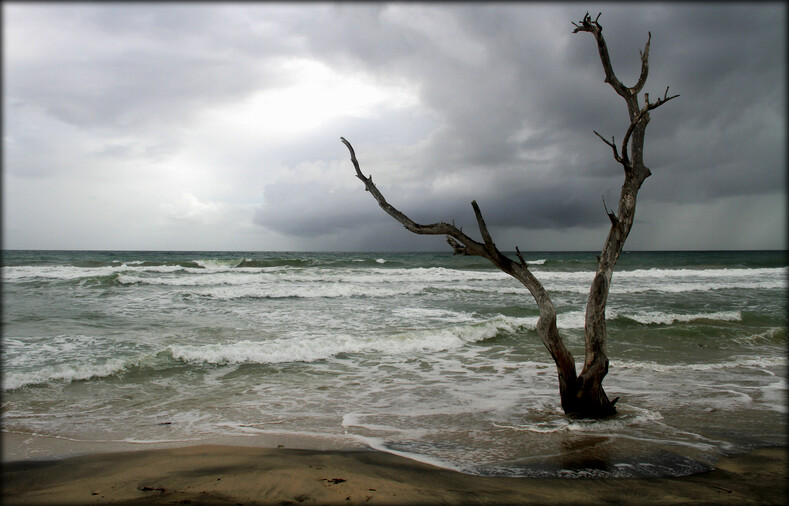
[{"left": 341, "top": 13, "right": 677, "bottom": 419}]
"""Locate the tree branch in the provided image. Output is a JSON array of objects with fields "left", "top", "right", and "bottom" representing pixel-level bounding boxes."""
[
  {"left": 633, "top": 32, "right": 651, "bottom": 94},
  {"left": 446, "top": 236, "right": 468, "bottom": 256},
  {"left": 645, "top": 86, "right": 680, "bottom": 112},
  {"left": 341, "top": 137, "right": 494, "bottom": 260},
  {"left": 593, "top": 130, "right": 624, "bottom": 166},
  {"left": 515, "top": 246, "right": 528, "bottom": 267},
  {"left": 592, "top": 87, "right": 678, "bottom": 175},
  {"left": 471, "top": 200, "right": 495, "bottom": 252},
  {"left": 340, "top": 136, "right": 571, "bottom": 371},
  {"left": 601, "top": 195, "right": 618, "bottom": 226},
  {"left": 572, "top": 12, "right": 629, "bottom": 99},
  {"left": 620, "top": 88, "right": 679, "bottom": 165}
]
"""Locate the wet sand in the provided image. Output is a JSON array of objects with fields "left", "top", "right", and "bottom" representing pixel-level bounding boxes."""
[{"left": 2, "top": 443, "right": 786, "bottom": 505}]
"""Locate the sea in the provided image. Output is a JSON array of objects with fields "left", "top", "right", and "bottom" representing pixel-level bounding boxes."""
[{"left": 2, "top": 249, "right": 786, "bottom": 477}]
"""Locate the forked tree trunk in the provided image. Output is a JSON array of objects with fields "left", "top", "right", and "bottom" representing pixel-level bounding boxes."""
[{"left": 341, "top": 13, "right": 677, "bottom": 419}]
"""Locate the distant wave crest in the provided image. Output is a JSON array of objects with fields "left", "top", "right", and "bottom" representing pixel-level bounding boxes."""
[{"left": 618, "top": 310, "right": 742, "bottom": 326}]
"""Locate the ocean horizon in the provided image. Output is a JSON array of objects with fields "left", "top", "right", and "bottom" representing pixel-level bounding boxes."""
[{"left": 2, "top": 249, "right": 786, "bottom": 477}]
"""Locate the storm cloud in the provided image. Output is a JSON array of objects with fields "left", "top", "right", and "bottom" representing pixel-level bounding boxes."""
[{"left": 3, "top": 3, "right": 785, "bottom": 251}]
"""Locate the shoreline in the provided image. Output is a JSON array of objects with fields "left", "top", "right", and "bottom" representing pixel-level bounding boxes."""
[
  {"left": 1, "top": 430, "right": 367, "bottom": 463},
  {"left": 2, "top": 441, "right": 786, "bottom": 505}
]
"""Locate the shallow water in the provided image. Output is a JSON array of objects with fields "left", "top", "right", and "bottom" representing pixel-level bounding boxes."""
[{"left": 2, "top": 250, "right": 786, "bottom": 476}]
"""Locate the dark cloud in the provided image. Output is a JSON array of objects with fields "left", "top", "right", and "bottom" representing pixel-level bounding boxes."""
[
  {"left": 253, "top": 181, "right": 386, "bottom": 238},
  {"left": 270, "top": 3, "right": 785, "bottom": 249},
  {"left": 3, "top": 3, "right": 785, "bottom": 250}
]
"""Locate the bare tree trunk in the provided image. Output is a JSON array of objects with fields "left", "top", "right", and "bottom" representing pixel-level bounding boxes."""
[
  {"left": 341, "top": 13, "right": 677, "bottom": 419},
  {"left": 572, "top": 13, "right": 678, "bottom": 416}
]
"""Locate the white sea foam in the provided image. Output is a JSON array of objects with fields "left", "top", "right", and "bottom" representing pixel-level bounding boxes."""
[
  {"left": 191, "top": 282, "right": 430, "bottom": 300},
  {"left": 2, "top": 358, "right": 132, "bottom": 390},
  {"left": 1, "top": 430, "right": 201, "bottom": 446},
  {"left": 320, "top": 267, "right": 506, "bottom": 284},
  {"left": 534, "top": 266, "right": 787, "bottom": 293},
  {"left": 556, "top": 308, "right": 720, "bottom": 329},
  {"left": 555, "top": 310, "right": 588, "bottom": 329},
  {"left": 2, "top": 263, "right": 186, "bottom": 282},
  {"left": 193, "top": 258, "right": 245, "bottom": 270},
  {"left": 117, "top": 271, "right": 270, "bottom": 287},
  {"left": 759, "top": 377, "right": 788, "bottom": 412},
  {"left": 734, "top": 327, "right": 786, "bottom": 344},
  {"left": 3, "top": 335, "right": 103, "bottom": 368},
  {"left": 341, "top": 413, "right": 412, "bottom": 433},
  {"left": 614, "top": 267, "right": 787, "bottom": 292},
  {"left": 620, "top": 266, "right": 787, "bottom": 279},
  {"left": 492, "top": 406, "right": 663, "bottom": 434},
  {"left": 390, "top": 307, "right": 476, "bottom": 323},
  {"left": 612, "top": 355, "right": 787, "bottom": 372},
  {"left": 616, "top": 280, "right": 786, "bottom": 293},
  {"left": 122, "top": 264, "right": 190, "bottom": 273},
  {"left": 5, "top": 264, "right": 785, "bottom": 300},
  {"left": 340, "top": 414, "right": 466, "bottom": 472},
  {"left": 551, "top": 308, "right": 733, "bottom": 329},
  {"left": 622, "top": 310, "right": 742, "bottom": 325},
  {"left": 168, "top": 316, "right": 529, "bottom": 365},
  {"left": 0, "top": 264, "right": 497, "bottom": 287},
  {"left": 1, "top": 265, "right": 118, "bottom": 281}
]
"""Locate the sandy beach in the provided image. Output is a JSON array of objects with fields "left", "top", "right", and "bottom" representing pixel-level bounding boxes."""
[{"left": 3, "top": 442, "right": 786, "bottom": 505}]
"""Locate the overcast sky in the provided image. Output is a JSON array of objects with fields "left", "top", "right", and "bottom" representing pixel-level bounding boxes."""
[{"left": 3, "top": 3, "right": 786, "bottom": 251}]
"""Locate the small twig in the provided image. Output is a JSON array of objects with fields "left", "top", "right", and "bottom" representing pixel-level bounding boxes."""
[
  {"left": 471, "top": 200, "right": 495, "bottom": 252},
  {"left": 593, "top": 130, "right": 623, "bottom": 164},
  {"left": 602, "top": 195, "right": 618, "bottom": 226},
  {"left": 634, "top": 32, "right": 651, "bottom": 93},
  {"left": 515, "top": 246, "right": 528, "bottom": 267}
]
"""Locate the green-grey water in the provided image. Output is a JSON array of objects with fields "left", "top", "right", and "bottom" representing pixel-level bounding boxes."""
[{"left": 2, "top": 250, "right": 786, "bottom": 477}]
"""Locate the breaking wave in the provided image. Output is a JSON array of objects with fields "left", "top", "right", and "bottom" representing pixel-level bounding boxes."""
[
  {"left": 167, "top": 317, "right": 531, "bottom": 365},
  {"left": 617, "top": 310, "right": 743, "bottom": 325},
  {"left": 3, "top": 357, "right": 137, "bottom": 391}
]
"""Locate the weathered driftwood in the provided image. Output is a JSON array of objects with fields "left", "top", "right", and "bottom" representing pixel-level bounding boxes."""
[{"left": 341, "top": 13, "right": 677, "bottom": 419}]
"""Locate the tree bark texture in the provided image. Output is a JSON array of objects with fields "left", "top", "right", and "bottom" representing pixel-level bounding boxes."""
[{"left": 341, "top": 13, "right": 677, "bottom": 419}]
